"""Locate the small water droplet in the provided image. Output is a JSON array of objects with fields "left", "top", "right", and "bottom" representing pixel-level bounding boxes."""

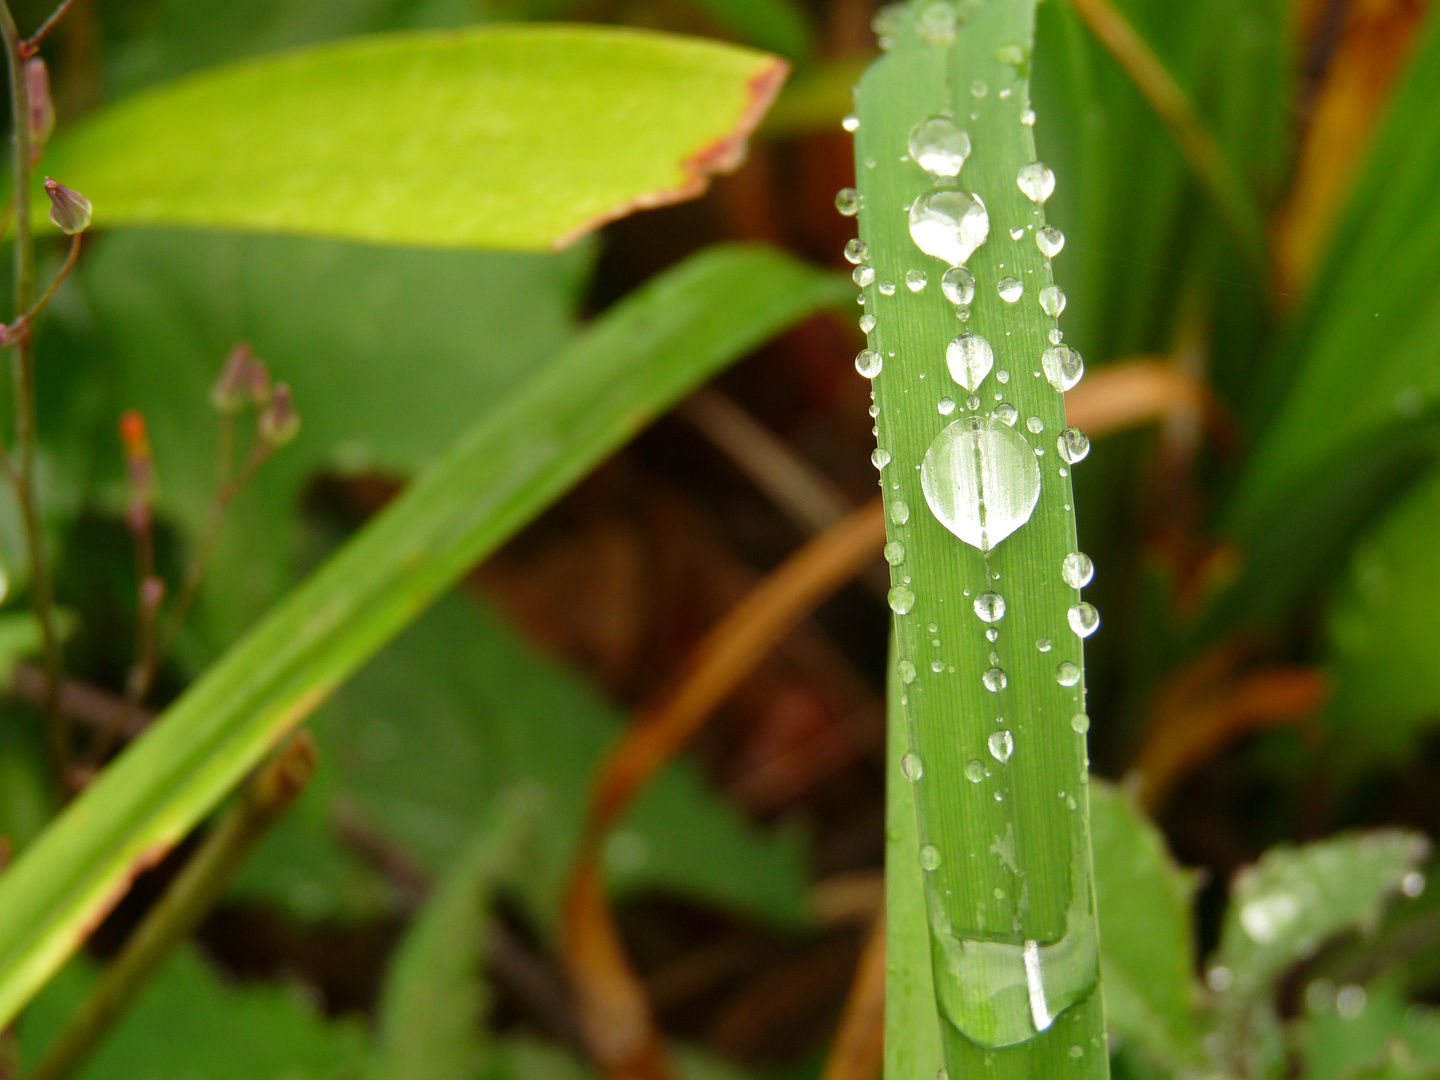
[
  {"left": 1207, "top": 966, "right": 1234, "bottom": 993},
  {"left": 1041, "top": 345, "right": 1084, "bottom": 391},
  {"left": 995, "top": 403, "right": 1018, "bottom": 426},
  {"left": 868, "top": 402, "right": 879, "bottom": 417},
  {"left": 965, "top": 759, "right": 986, "bottom": 782},
  {"left": 954, "top": 305, "right": 971, "bottom": 322},
  {"left": 1056, "top": 661, "right": 1081, "bottom": 686},
  {"left": 859, "top": 313, "right": 877, "bottom": 333},
  {"left": 1009, "top": 226, "right": 1025, "bottom": 241},
  {"left": 1336, "top": 984, "right": 1367, "bottom": 1020},
  {"left": 1048, "top": 327, "right": 1064, "bottom": 345},
  {"left": 996, "top": 370, "right": 1010, "bottom": 384},
  {"left": 909, "top": 189, "right": 989, "bottom": 266},
  {"left": 1039, "top": 285, "right": 1066, "bottom": 317},
  {"left": 1068, "top": 603, "right": 1100, "bottom": 637},
  {"left": 890, "top": 499, "right": 910, "bottom": 525},
  {"left": 853, "top": 265, "right": 875, "bottom": 287},
  {"left": 914, "top": 1, "right": 956, "bottom": 44},
  {"left": 901, "top": 752, "right": 924, "bottom": 781},
  {"left": 986, "top": 627, "right": 998, "bottom": 642},
  {"left": 1016, "top": 162, "right": 1056, "bottom": 204},
  {"left": 1026, "top": 415, "right": 1044, "bottom": 434},
  {"left": 1036, "top": 225, "right": 1065, "bottom": 257},
  {"left": 855, "top": 349, "right": 883, "bottom": 378},
  {"left": 931, "top": 658, "right": 945, "bottom": 673},
  {"left": 921, "top": 417, "right": 1041, "bottom": 551},
  {"left": 879, "top": 280, "right": 896, "bottom": 296},
  {"left": 884, "top": 541, "right": 905, "bottom": 565},
  {"left": 836, "top": 188, "right": 861, "bottom": 216},
  {"left": 920, "top": 844, "right": 941, "bottom": 870},
  {"left": 872, "top": 447, "right": 892, "bottom": 469},
  {"left": 1020, "top": 107, "right": 1036, "bottom": 126},
  {"left": 888, "top": 584, "right": 916, "bottom": 614},
  {"left": 988, "top": 730, "right": 1014, "bottom": 762},
  {"left": 997, "top": 277, "right": 1023, "bottom": 302},
  {"left": 937, "top": 396, "right": 956, "bottom": 416},
  {"left": 971, "top": 79, "right": 988, "bottom": 97},
  {"left": 844, "top": 239, "right": 869, "bottom": 265},
  {"left": 842, "top": 113, "right": 860, "bottom": 132},
  {"left": 974, "top": 592, "right": 1006, "bottom": 623},
  {"left": 907, "top": 116, "right": 971, "bottom": 177},
  {"left": 946, "top": 333, "right": 995, "bottom": 391},
  {"left": 1057, "top": 427, "right": 1090, "bottom": 463},
  {"left": 906, "top": 269, "right": 929, "bottom": 293},
  {"left": 1037, "top": 637, "right": 1052, "bottom": 652},
  {"left": 1062, "top": 552, "right": 1093, "bottom": 588},
  {"left": 1068, "top": 1046, "right": 1084, "bottom": 1060},
  {"left": 983, "top": 667, "right": 1008, "bottom": 692},
  {"left": 1070, "top": 713, "right": 1090, "bottom": 733},
  {"left": 1403, "top": 871, "right": 1426, "bottom": 897},
  {"left": 940, "top": 266, "right": 975, "bottom": 305},
  {"left": 897, "top": 658, "right": 916, "bottom": 683},
  {"left": 965, "top": 394, "right": 980, "bottom": 410}
]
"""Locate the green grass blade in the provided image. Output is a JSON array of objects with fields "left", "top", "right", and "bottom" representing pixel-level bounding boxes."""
[
  {"left": 854, "top": 1, "right": 1108, "bottom": 1074},
  {"left": 40, "top": 27, "right": 786, "bottom": 250},
  {"left": 0, "top": 243, "right": 850, "bottom": 1029}
]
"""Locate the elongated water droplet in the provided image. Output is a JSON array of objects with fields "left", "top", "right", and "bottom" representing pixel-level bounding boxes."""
[
  {"left": 908, "top": 116, "right": 972, "bottom": 177},
  {"left": 920, "top": 844, "right": 942, "bottom": 870},
  {"left": 901, "top": 752, "right": 924, "bottom": 780},
  {"left": 988, "top": 729, "right": 1014, "bottom": 762},
  {"left": 1068, "top": 602, "right": 1100, "bottom": 638},
  {"left": 983, "top": 667, "right": 1008, "bottom": 692},
  {"left": 872, "top": 447, "right": 891, "bottom": 469},
  {"left": 938, "top": 396, "right": 956, "bottom": 416},
  {"left": 890, "top": 500, "right": 910, "bottom": 525},
  {"left": 941, "top": 266, "right": 975, "bottom": 305},
  {"left": 1026, "top": 415, "right": 1044, "bottom": 434},
  {"left": 836, "top": 188, "right": 861, "bottom": 216},
  {"left": 1071, "top": 713, "right": 1090, "bottom": 733},
  {"left": 946, "top": 333, "right": 994, "bottom": 391},
  {"left": 884, "top": 541, "right": 905, "bottom": 565},
  {"left": 853, "top": 265, "right": 875, "bottom": 287},
  {"left": 974, "top": 592, "right": 1006, "bottom": 622},
  {"left": 856, "top": 349, "right": 883, "bottom": 378},
  {"left": 1056, "top": 661, "right": 1081, "bottom": 686},
  {"left": 844, "top": 238, "right": 869, "bottom": 265},
  {"left": 859, "top": 313, "right": 877, "bottom": 333},
  {"left": 910, "top": 189, "right": 989, "bottom": 266},
  {"left": 842, "top": 113, "right": 860, "bottom": 132},
  {"left": 906, "top": 269, "right": 929, "bottom": 292},
  {"left": 921, "top": 416, "right": 1042, "bottom": 551},
  {"left": 1016, "top": 162, "right": 1056, "bottom": 204},
  {"left": 1039, "top": 285, "right": 1066, "bottom": 317},
  {"left": 1062, "top": 552, "right": 1093, "bottom": 588},
  {"left": 1036, "top": 225, "right": 1065, "bottom": 257},
  {"left": 889, "top": 584, "right": 916, "bottom": 614},
  {"left": 997, "top": 277, "right": 1023, "bottom": 302},
  {"left": 1057, "top": 427, "right": 1090, "bottom": 464},
  {"left": 1041, "top": 345, "right": 1084, "bottom": 391},
  {"left": 995, "top": 403, "right": 1018, "bottom": 426},
  {"left": 897, "top": 658, "right": 916, "bottom": 683}
]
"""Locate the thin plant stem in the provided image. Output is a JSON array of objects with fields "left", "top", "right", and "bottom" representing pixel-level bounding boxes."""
[
  {"left": 0, "top": 0, "right": 66, "bottom": 774},
  {"left": 15, "top": 232, "right": 81, "bottom": 328},
  {"left": 28, "top": 732, "right": 318, "bottom": 1080},
  {"left": 18, "top": 0, "right": 78, "bottom": 57}
]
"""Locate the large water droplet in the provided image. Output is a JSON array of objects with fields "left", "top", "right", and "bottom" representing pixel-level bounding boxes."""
[
  {"left": 983, "top": 667, "right": 1008, "bottom": 692},
  {"left": 844, "top": 238, "right": 869, "bottom": 265},
  {"left": 1039, "top": 285, "right": 1066, "bottom": 317},
  {"left": 1056, "top": 661, "right": 1081, "bottom": 686},
  {"left": 901, "top": 752, "right": 924, "bottom": 781},
  {"left": 853, "top": 264, "right": 876, "bottom": 287},
  {"left": 946, "top": 333, "right": 994, "bottom": 391},
  {"left": 1041, "top": 346, "right": 1084, "bottom": 392},
  {"left": 890, "top": 500, "right": 910, "bottom": 525},
  {"left": 974, "top": 592, "right": 1006, "bottom": 623},
  {"left": 1057, "top": 427, "right": 1090, "bottom": 464},
  {"left": 997, "top": 277, "right": 1024, "bottom": 302},
  {"left": 856, "top": 349, "right": 884, "bottom": 378},
  {"left": 1062, "top": 552, "right": 1093, "bottom": 588},
  {"left": 889, "top": 584, "right": 916, "bottom": 614},
  {"left": 836, "top": 188, "right": 861, "bottom": 216},
  {"left": 906, "top": 269, "right": 929, "bottom": 292},
  {"left": 872, "top": 447, "right": 891, "bottom": 469},
  {"left": 908, "top": 116, "right": 972, "bottom": 177},
  {"left": 965, "top": 759, "right": 986, "bottom": 783},
  {"left": 1067, "top": 602, "right": 1100, "bottom": 638},
  {"left": 1036, "top": 225, "right": 1065, "bottom": 257},
  {"left": 1016, "top": 162, "right": 1055, "bottom": 204},
  {"left": 941, "top": 266, "right": 975, "bottom": 305},
  {"left": 988, "top": 730, "right": 1014, "bottom": 763},
  {"left": 884, "top": 541, "right": 905, "bottom": 565},
  {"left": 920, "top": 843, "right": 942, "bottom": 870},
  {"left": 910, "top": 189, "right": 990, "bottom": 266},
  {"left": 921, "top": 417, "right": 1041, "bottom": 551}
]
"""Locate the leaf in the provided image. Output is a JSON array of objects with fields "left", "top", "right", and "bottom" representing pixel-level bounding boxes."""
[
  {"left": 0, "top": 704, "right": 53, "bottom": 853},
  {"left": 0, "top": 243, "right": 849, "bottom": 1030},
  {"left": 18, "top": 947, "right": 369, "bottom": 1080},
  {"left": 1298, "top": 976, "right": 1440, "bottom": 1080},
  {"left": 1328, "top": 464, "right": 1440, "bottom": 761},
  {"left": 41, "top": 27, "right": 788, "bottom": 250},
  {"left": 686, "top": 0, "right": 812, "bottom": 60},
  {"left": 1088, "top": 781, "right": 1202, "bottom": 1071}
]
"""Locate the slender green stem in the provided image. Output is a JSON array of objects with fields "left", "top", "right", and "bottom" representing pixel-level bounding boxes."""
[
  {"left": 19, "top": 0, "right": 78, "bottom": 57},
  {"left": 28, "top": 733, "right": 318, "bottom": 1080},
  {"left": 0, "top": 0, "right": 66, "bottom": 775}
]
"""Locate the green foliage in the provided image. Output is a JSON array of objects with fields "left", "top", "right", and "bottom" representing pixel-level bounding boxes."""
[
  {"left": 1299, "top": 977, "right": 1440, "bottom": 1080},
  {"left": 42, "top": 27, "right": 785, "bottom": 250}
]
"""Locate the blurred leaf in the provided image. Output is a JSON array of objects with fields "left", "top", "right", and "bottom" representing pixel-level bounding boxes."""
[
  {"left": 0, "top": 705, "right": 52, "bottom": 852},
  {"left": 1089, "top": 781, "right": 1202, "bottom": 1071},
  {"left": 19, "top": 947, "right": 369, "bottom": 1080},
  {"left": 0, "top": 613, "right": 50, "bottom": 688},
  {"left": 0, "top": 243, "right": 850, "bottom": 1030},
  {"left": 1328, "top": 464, "right": 1440, "bottom": 761},
  {"left": 687, "top": 0, "right": 811, "bottom": 60},
  {"left": 43, "top": 27, "right": 787, "bottom": 250},
  {"left": 1298, "top": 976, "right": 1440, "bottom": 1080}
]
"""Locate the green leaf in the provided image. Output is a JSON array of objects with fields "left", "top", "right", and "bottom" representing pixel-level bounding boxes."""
[
  {"left": 0, "top": 243, "right": 848, "bottom": 1029},
  {"left": 687, "top": 0, "right": 812, "bottom": 60},
  {"left": 19, "top": 947, "right": 369, "bottom": 1080},
  {"left": 42, "top": 27, "right": 787, "bottom": 250},
  {"left": 1089, "top": 782, "right": 1201, "bottom": 1071},
  {"left": 1298, "top": 976, "right": 1440, "bottom": 1080},
  {"left": 0, "top": 704, "right": 53, "bottom": 853}
]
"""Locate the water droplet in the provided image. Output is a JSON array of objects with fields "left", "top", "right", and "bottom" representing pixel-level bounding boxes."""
[
  {"left": 995, "top": 403, "right": 1018, "bottom": 426},
  {"left": 955, "top": 305, "right": 971, "bottom": 322},
  {"left": 853, "top": 265, "right": 875, "bottom": 287},
  {"left": 974, "top": 592, "right": 1006, "bottom": 623},
  {"left": 988, "top": 729, "right": 1014, "bottom": 762},
  {"left": 1026, "top": 416, "right": 1044, "bottom": 434},
  {"left": 937, "top": 396, "right": 956, "bottom": 416},
  {"left": 1071, "top": 713, "right": 1090, "bottom": 733},
  {"left": 1336, "top": 984, "right": 1367, "bottom": 1020},
  {"left": 1020, "top": 107, "right": 1036, "bottom": 126},
  {"left": 1056, "top": 661, "right": 1081, "bottom": 686},
  {"left": 1062, "top": 552, "right": 1093, "bottom": 588},
  {"left": 940, "top": 266, "right": 976, "bottom": 305},
  {"left": 1068, "top": 602, "right": 1099, "bottom": 638},
  {"left": 890, "top": 500, "right": 910, "bottom": 525},
  {"left": 970, "top": 79, "right": 988, "bottom": 97},
  {"left": 902, "top": 752, "right": 924, "bottom": 781},
  {"left": 879, "top": 280, "right": 896, "bottom": 296},
  {"left": 1403, "top": 871, "right": 1426, "bottom": 897},
  {"left": 1057, "top": 427, "right": 1090, "bottom": 463},
  {"left": 986, "top": 627, "right": 998, "bottom": 642},
  {"left": 1036, "top": 225, "right": 1065, "bottom": 257},
  {"left": 897, "top": 658, "right": 916, "bottom": 683},
  {"left": 844, "top": 238, "right": 869, "bottom": 265},
  {"left": 872, "top": 447, "right": 891, "bottom": 469},
  {"left": 884, "top": 541, "right": 905, "bottom": 565},
  {"left": 914, "top": 1, "right": 956, "bottom": 44},
  {"left": 920, "top": 844, "right": 942, "bottom": 870},
  {"left": 859, "top": 313, "right": 877, "bottom": 333},
  {"left": 931, "top": 658, "right": 946, "bottom": 673},
  {"left": 868, "top": 402, "right": 879, "bottom": 417},
  {"left": 907, "top": 116, "right": 972, "bottom": 177},
  {"left": 996, "top": 369, "right": 1010, "bottom": 384},
  {"left": 836, "top": 188, "right": 861, "bottom": 216},
  {"left": 965, "top": 759, "right": 986, "bottom": 782},
  {"left": 1016, "top": 162, "right": 1056, "bottom": 204},
  {"left": 909, "top": 189, "right": 989, "bottom": 266},
  {"left": 1207, "top": 966, "right": 1234, "bottom": 993},
  {"left": 888, "top": 584, "right": 916, "bottom": 614},
  {"left": 946, "top": 333, "right": 994, "bottom": 391},
  {"left": 1037, "top": 637, "right": 1052, "bottom": 652},
  {"left": 842, "top": 113, "right": 860, "bottom": 132},
  {"left": 1039, "top": 285, "right": 1066, "bottom": 317},
  {"left": 1041, "top": 346, "right": 1084, "bottom": 392},
  {"left": 983, "top": 667, "right": 1008, "bottom": 692},
  {"left": 997, "top": 277, "right": 1024, "bottom": 302},
  {"left": 966, "top": 394, "right": 981, "bottom": 410},
  {"left": 921, "top": 417, "right": 1041, "bottom": 551},
  {"left": 855, "top": 349, "right": 883, "bottom": 378},
  {"left": 1009, "top": 226, "right": 1025, "bottom": 241},
  {"left": 1048, "top": 327, "right": 1064, "bottom": 345},
  {"left": 906, "top": 269, "right": 929, "bottom": 292},
  {"left": 1068, "top": 1046, "right": 1084, "bottom": 1060}
]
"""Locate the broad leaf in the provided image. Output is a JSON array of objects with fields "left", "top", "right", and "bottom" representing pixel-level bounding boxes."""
[
  {"left": 1298, "top": 976, "right": 1440, "bottom": 1080},
  {"left": 42, "top": 27, "right": 787, "bottom": 250},
  {"left": 0, "top": 243, "right": 850, "bottom": 1029}
]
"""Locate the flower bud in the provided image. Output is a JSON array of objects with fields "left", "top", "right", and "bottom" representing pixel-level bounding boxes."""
[
  {"left": 44, "top": 177, "right": 91, "bottom": 235},
  {"left": 26, "top": 59, "right": 54, "bottom": 157},
  {"left": 244, "top": 354, "right": 272, "bottom": 408},
  {"left": 258, "top": 382, "right": 299, "bottom": 446},
  {"left": 210, "top": 343, "right": 254, "bottom": 413},
  {"left": 140, "top": 574, "right": 167, "bottom": 612},
  {"left": 120, "top": 409, "right": 155, "bottom": 533}
]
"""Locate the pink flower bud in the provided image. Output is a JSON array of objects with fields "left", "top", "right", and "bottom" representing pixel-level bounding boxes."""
[
  {"left": 26, "top": 59, "right": 54, "bottom": 155},
  {"left": 210, "top": 343, "right": 253, "bottom": 413},
  {"left": 258, "top": 382, "right": 300, "bottom": 446},
  {"left": 44, "top": 177, "right": 91, "bottom": 234}
]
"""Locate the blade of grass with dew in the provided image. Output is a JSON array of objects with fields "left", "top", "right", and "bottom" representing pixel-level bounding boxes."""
[
  {"left": 0, "top": 243, "right": 851, "bottom": 1030},
  {"left": 854, "top": 1, "right": 1107, "bottom": 1075}
]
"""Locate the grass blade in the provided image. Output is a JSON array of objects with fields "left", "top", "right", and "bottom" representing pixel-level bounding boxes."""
[
  {"left": 853, "top": 0, "right": 1108, "bottom": 1073},
  {"left": 0, "top": 243, "right": 850, "bottom": 1029}
]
